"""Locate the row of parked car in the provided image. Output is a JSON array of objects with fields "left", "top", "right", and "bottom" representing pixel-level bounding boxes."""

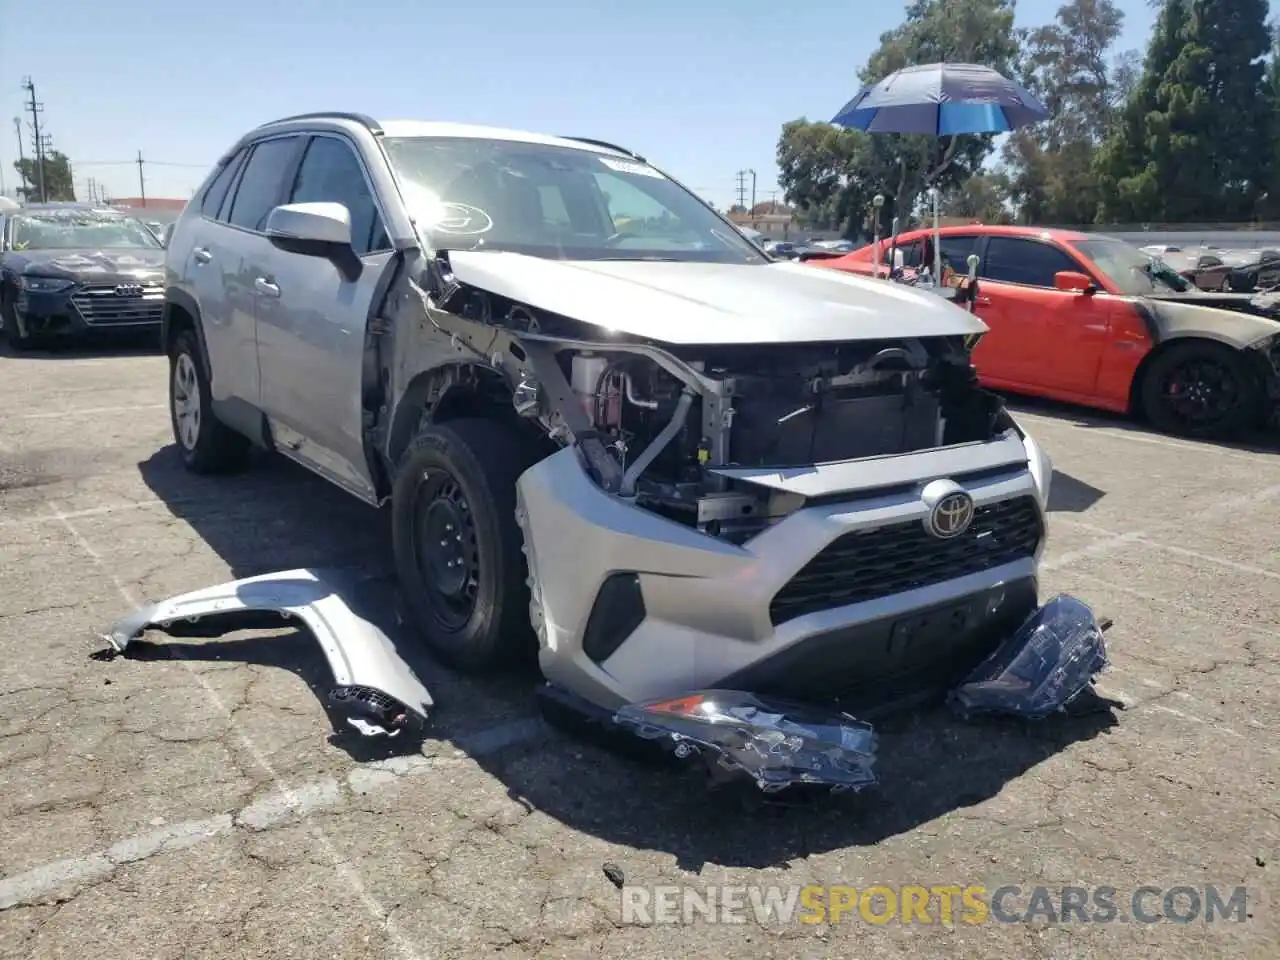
[{"left": 1139, "top": 243, "right": 1280, "bottom": 293}]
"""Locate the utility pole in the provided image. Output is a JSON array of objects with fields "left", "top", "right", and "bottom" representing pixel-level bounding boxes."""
[
  {"left": 734, "top": 170, "right": 748, "bottom": 211},
  {"left": 746, "top": 169, "right": 757, "bottom": 213},
  {"left": 21, "top": 78, "right": 47, "bottom": 203},
  {"left": 13, "top": 117, "right": 28, "bottom": 198},
  {"left": 136, "top": 150, "right": 147, "bottom": 208}
]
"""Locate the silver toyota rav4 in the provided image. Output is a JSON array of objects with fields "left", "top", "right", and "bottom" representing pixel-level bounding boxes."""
[{"left": 161, "top": 113, "right": 1055, "bottom": 744}]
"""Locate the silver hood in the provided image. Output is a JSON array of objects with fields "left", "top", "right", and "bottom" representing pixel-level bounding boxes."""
[{"left": 446, "top": 250, "right": 988, "bottom": 344}]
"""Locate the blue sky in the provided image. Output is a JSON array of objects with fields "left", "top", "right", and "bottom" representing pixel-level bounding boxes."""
[{"left": 0, "top": 0, "right": 1155, "bottom": 209}]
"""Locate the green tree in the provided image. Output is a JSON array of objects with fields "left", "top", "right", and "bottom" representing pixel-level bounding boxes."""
[
  {"left": 1096, "top": 0, "right": 1272, "bottom": 223},
  {"left": 999, "top": 0, "right": 1126, "bottom": 225},
  {"left": 1260, "top": 25, "right": 1280, "bottom": 218},
  {"left": 777, "top": 0, "right": 1018, "bottom": 236},
  {"left": 13, "top": 150, "right": 76, "bottom": 202},
  {"left": 939, "top": 172, "right": 1014, "bottom": 222}
]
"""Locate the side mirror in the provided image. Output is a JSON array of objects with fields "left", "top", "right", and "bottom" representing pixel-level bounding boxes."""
[
  {"left": 1054, "top": 270, "right": 1096, "bottom": 294},
  {"left": 265, "top": 202, "right": 362, "bottom": 281}
]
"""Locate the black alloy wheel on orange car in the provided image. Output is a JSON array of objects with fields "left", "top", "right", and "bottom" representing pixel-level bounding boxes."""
[{"left": 1139, "top": 340, "right": 1261, "bottom": 440}]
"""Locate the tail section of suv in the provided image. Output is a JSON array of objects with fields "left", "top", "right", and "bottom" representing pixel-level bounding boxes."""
[{"left": 163, "top": 113, "right": 1053, "bottom": 716}]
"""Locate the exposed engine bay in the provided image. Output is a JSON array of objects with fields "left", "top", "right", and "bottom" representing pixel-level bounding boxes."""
[{"left": 407, "top": 252, "right": 1010, "bottom": 543}]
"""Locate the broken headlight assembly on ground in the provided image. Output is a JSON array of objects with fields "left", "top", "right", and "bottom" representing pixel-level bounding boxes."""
[
  {"left": 607, "top": 595, "right": 1111, "bottom": 793},
  {"left": 948, "top": 593, "right": 1111, "bottom": 721}
]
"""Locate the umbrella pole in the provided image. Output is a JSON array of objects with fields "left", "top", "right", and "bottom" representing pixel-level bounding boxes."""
[{"left": 931, "top": 139, "right": 942, "bottom": 283}]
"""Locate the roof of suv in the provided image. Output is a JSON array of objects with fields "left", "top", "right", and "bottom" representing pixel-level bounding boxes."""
[
  {"left": 377, "top": 120, "right": 633, "bottom": 157},
  {"left": 252, "top": 114, "right": 637, "bottom": 159}
]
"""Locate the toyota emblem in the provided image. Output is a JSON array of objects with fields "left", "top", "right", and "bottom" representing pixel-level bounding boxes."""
[
  {"left": 928, "top": 491, "right": 975, "bottom": 539},
  {"left": 114, "top": 283, "right": 144, "bottom": 297}
]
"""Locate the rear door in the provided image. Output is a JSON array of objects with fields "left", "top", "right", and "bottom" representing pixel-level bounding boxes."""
[
  {"left": 196, "top": 135, "right": 304, "bottom": 410},
  {"left": 972, "top": 235, "right": 1113, "bottom": 396},
  {"left": 254, "top": 132, "right": 396, "bottom": 503}
]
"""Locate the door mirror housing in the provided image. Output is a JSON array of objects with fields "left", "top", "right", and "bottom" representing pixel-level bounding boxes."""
[
  {"left": 265, "top": 202, "right": 362, "bottom": 281},
  {"left": 1054, "top": 270, "right": 1096, "bottom": 295}
]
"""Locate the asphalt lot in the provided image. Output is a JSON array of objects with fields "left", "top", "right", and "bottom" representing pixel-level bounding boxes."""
[{"left": 0, "top": 338, "right": 1276, "bottom": 960}]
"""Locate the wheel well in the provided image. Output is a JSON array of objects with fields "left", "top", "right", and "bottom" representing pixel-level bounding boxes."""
[
  {"left": 387, "top": 364, "right": 520, "bottom": 467},
  {"left": 162, "top": 301, "right": 196, "bottom": 354},
  {"left": 1128, "top": 335, "right": 1253, "bottom": 416}
]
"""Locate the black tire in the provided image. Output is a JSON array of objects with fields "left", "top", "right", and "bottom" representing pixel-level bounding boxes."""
[
  {"left": 1, "top": 292, "right": 36, "bottom": 351},
  {"left": 168, "top": 330, "right": 250, "bottom": 473},
  {"left": 1139, "top": 340, "right": 1261, "bottom": 440},
  {"left": 392, "top": 418, "right": 541, "bottom": 673}
]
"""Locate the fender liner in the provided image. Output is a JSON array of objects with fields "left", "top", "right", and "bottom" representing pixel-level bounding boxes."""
[{"left": 100, "top": 568, "right": 433, "bottom": 737}]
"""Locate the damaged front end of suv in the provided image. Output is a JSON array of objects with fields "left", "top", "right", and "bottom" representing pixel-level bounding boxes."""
[{"left": 371, "top": 194, "right": 1077, "bottom": 788}]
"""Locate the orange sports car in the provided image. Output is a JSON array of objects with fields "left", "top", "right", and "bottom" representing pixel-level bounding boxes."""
[{"left": 813, "top": 225, "right": 1280, "bottom": 439}]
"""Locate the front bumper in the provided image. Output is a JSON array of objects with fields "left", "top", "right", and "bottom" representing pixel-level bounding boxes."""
[
  {"left": 15, "top": 280, "right": 164, "bottom": 337},
  {"left": 517, "top": 429, "right": 1051, "bottom": 714}
]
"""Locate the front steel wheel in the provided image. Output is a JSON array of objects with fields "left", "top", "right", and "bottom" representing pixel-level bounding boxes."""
[
  {"left": 413, "top": 475, "right": 481, "bottom": 633},
  {"left": 392, "top": 418, "right": 543, "bottom": 673}
]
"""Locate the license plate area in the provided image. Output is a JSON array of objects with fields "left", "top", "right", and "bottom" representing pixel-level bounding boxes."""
[{"left": 886, "top": 597, "right": 980, "bottom": 663}]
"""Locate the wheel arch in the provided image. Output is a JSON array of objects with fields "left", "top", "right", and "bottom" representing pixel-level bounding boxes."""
[
  {"left": 386, "top": 362, "right": 519, "bottom": 468},
  {"left": 162, "top": 288, "right": 212, "bottom": 380}
]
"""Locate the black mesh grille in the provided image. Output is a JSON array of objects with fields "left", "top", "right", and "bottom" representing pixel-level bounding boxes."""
[{"left": 770, "top": 495, "right": 1043, "bottom": 625}]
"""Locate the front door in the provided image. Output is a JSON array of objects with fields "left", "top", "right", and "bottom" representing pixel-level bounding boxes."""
[
  {"left": 973, "top": 235, "right": 1112, "bottom": 397},
  {"left": 254, "top": 133, "right": 396, "bottom": 503}
]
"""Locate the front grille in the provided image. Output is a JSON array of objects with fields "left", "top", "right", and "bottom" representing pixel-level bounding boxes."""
[
  {"left": 769, "top": 495, "right": 1043, "bottom": 625},
  {"left": 71, "top": 283, "right": 164, "bottom": 327}
]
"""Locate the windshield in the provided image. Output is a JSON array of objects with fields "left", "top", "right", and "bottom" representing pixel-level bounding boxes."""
[
  {"left": 10, "top": 212, "right": 163, "bottom": 251},
  {"left": 382, "top": 136, "right": 766, "bottom": 264},
  {"left": 1076, "top": 237, "right": 1188, "bottom": 294}
]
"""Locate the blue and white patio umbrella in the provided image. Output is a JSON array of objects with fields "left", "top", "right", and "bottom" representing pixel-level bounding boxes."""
[
  {"left": 831, "top": 62, "right": 1049, "bottom": 136},
  {"left": 831, "top": 62, "right": 1048, "bottom": 286}
]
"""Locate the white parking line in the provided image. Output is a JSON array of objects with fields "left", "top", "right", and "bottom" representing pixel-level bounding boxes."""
[
  {"left": 0, "top": 718, "right": 547, "bottom": 911},
  {"left": 42, "top": 501, "right": 425, "bottom": 960}
]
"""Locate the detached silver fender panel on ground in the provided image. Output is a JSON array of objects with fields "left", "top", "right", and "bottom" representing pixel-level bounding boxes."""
[{"left": 101, "top": 568, "right": 433, "bottom": 737}]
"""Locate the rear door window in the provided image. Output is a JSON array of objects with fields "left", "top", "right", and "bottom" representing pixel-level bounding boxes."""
[
  {"left": 226, "top": 136, "right": 302, "bottom": 232},
  {"left": 937, "top": 234, "right": 980, "bottom": 274}
]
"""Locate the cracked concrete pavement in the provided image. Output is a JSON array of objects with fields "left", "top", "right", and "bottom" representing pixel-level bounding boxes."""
[{"left": 0, "top": 339, "right": 1276, "bottom": 959}]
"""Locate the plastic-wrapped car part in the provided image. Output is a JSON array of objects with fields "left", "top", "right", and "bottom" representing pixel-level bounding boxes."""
[
  {"left": 613, "top": 690, "right": 877, "bottom": 793},
  {"left": 948, "top": 593, "right": 1108, "bottom": 720}
]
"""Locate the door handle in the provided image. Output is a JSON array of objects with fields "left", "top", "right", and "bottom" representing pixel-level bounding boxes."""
[
  {"left": 974, "top": 295, "right": 991, "bottom": 305},
  {"left": 193, "top": 247, "right": 212, "bottom": 264},
  {"left": 254, "top": 277, "right": 280, "bottom": 298}
]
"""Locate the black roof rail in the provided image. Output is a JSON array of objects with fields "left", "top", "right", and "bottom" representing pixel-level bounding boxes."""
[
  {"left": 560, "top": 136, "right": 645, "bottom": 162},
  {"left": 259, "top": 112, "right": 383, "bottom": 135}
]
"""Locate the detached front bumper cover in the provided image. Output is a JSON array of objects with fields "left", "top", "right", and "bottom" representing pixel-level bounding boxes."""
[{"left": 99, "top": 568, "right": 433, "bottom": 737}]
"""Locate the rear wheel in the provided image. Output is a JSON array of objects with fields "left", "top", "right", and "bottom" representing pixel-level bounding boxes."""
[
  {"left": 168, "top": 330, "right": 250, "bottom": 473},
  {"left": 1139, "top": 341, "right": 1261, "bottom": 440},
  {"left": 392, "top": 418, "right": 542, "bottom": 673}
]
